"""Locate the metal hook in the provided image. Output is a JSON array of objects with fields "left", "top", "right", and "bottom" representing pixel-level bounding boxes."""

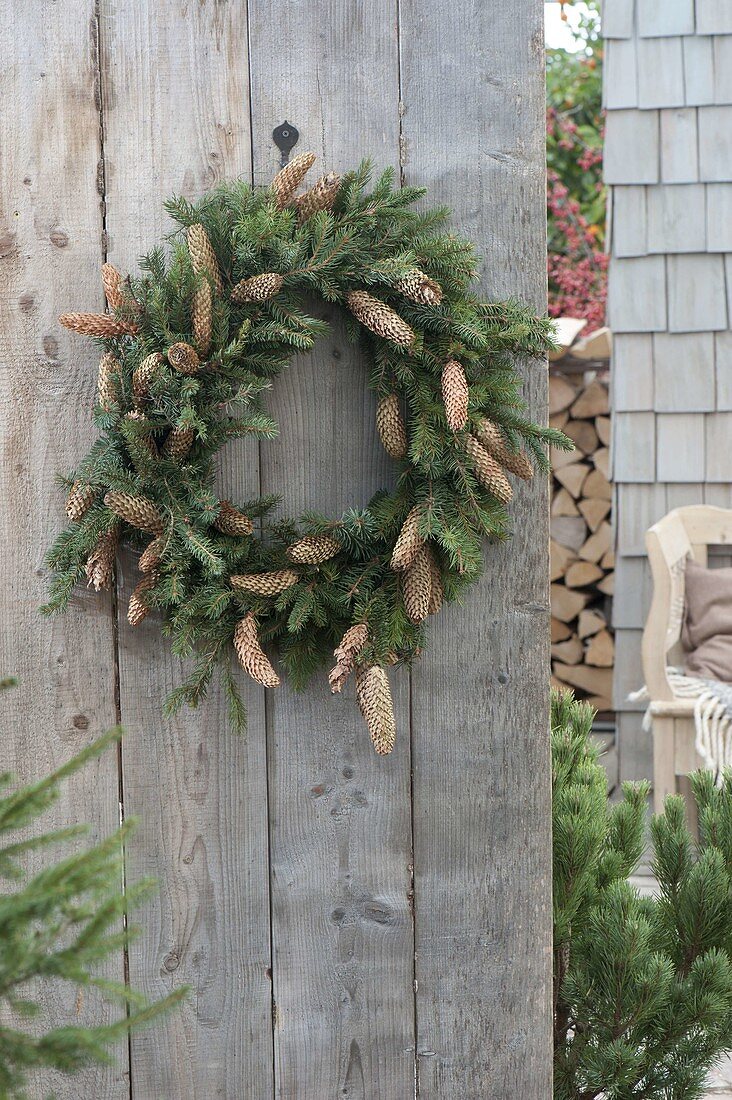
[{"left": 272, "top": 121, "right": 300, "bottom": 168}]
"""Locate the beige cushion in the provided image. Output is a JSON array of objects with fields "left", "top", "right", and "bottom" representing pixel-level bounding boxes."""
[{"left": 682, "top": 558, "right": 732, "bottom": 681}]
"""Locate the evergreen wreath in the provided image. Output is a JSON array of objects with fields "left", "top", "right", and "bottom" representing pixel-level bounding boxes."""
[{"left": 44, "top": 154, "right": 565, "bottom": 753}]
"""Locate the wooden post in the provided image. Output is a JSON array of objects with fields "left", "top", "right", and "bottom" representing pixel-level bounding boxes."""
[{"left": 402, "top": 0, "right": 552, "bottom": 1095}]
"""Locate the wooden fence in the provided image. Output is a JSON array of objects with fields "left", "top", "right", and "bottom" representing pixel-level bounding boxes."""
[{"left": 1, "top": 1, "right": 550, "bottom": 1095}]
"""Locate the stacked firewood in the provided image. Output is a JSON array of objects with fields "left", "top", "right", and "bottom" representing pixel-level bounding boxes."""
[{"left": 550, "top": 371, "right": 613, "bottom": 714}]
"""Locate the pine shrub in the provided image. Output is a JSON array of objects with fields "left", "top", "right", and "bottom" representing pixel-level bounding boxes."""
[
  {"left": 0, "top": 698, "right": 184, "bottom": 1097},
  {"left": 553, "top": 690, "right": 732, "bottom": 1099}
]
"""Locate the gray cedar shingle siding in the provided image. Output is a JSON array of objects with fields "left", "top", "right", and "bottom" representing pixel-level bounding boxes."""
[{"left": 604, "top": 0, "right": 732, "bottom": 780}]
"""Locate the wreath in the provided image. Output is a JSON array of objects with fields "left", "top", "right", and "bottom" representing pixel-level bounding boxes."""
[{"left": 44, "top": 154, "right": 565, "bottom": 754}]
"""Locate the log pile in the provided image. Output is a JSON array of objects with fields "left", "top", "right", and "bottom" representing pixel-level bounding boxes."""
[{"left": 550, "top": 371, "right": 614, "bottom": 714}]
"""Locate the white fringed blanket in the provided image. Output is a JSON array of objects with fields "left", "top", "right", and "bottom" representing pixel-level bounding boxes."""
[{"left": 631, "top": 668, "right": 732, "bottom": 779}]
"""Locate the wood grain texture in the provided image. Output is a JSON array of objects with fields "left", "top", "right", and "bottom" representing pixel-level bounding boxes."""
[
  {"left": 248, "top": 3, "right": 416, "bottom": 1096},
  {"left": 0, "top": 3, "right": 126, "bottom": 1097},
  {"left": 400, "top": 0, "right": 552, "bottom": 1094},
  {"left": 98, "top": 5, "right": 275, "bottom": 1097}
]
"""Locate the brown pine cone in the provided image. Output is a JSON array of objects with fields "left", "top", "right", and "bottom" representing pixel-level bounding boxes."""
[
  {"left": 214, "top": 500, "right": 254, "bottom": 537},
  {"left": 234, "top": 613, "right": 280, "bottom": 687},
  {"left": 346, "top": 290, "right": 415, "bottom": 348},
  {"left": 465, "top": 435, "right": 513, "bottom": 504},
  {"left": 230, "top": 570, "right": 299, "bottom": 596},
  {"left": 425, "top": 545, "right": 444, "bottom": 615},
  {"left": 104, "top": 490, "right": 164, "bottom": 534},
  {"left": 295, "top": 173, "right": 341, "bottom": 221},
  {"left": 376, "top": 394, "right": 408, "bottom": 459},
  {"left": 231, "top": 272, "right": 285, "bottom": 304},
  {"left": 474, "top": 418, "right": 534, "bottom": 481},
  {"left": 286, "top": 534, "right": 341, "bottom": 564},
  {"left": 395, "top": 268, "right": 443, "bottom": 306},
  {"left": 441, "top": 359, "right": 469, "bottom": 432},
  {"left": 328, "top": 623, "right": 369, "bottom": 694},
  {"left": 163, "top": 426, "right": 195, "bottom": 461},
  {"left": 167, "top": 342, "right": 200, "bottom": 375},
  {"left": 271, "top": 151, "right": 317, "bottom": 209},
  {"left": 124, "top": 411, "right": 158, "bottom": 458},
  {"left": 128, "top": 573, "right": 156, "bottom": 627},
  {"left": 403, "top": 545, "right": 432, "bottom": 624},
  {"left": 355, "top": 665, "right": 396, "bottom": 755},
  {"left": 186, "top": 224, "right": 223, "bottom": 294},
  {"left": 101, "top": 263, "right": 125, "bottom": 309},
  {"left": 59, "top": 312, "right": 138, "bottom": 338},
  {"left": 132, "top": 352, "right": 164, "bottom": 403},
  {"left": 390, "top": 506, "right": 424, "bottom": 571},
  {"left": 85, "top": 524, "right": 119, "bottom": 591},
  {"left": 97, "top": 352, "right": 120, "bottom": 411},
  {"left": 139, "top": 535, "right": 165, "bottom": 574},
  {"left": 192, "top": 280, "right": 212, "bottom": 356},
  {"left": 65, "top": 481, "right": 95, "bottom": 521}
]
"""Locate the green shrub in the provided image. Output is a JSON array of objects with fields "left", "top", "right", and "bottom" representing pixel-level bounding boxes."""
[
  {"left": 0, "top": 705, "right": 184, "bottom": 1098},
  {"left": 553, "top": 690, "right": 732, "bottom": 1099}
]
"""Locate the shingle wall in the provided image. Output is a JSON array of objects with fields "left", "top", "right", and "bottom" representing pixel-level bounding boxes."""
[{"left": 604, "top": 0, "right": 732, "bottom": 779}]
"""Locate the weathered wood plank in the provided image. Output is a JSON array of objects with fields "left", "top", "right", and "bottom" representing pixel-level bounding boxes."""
[
  {"left": 713, "top": 37, "right": 732, "bottom": 104},
  {"left": 637, "top": 39, "right": 685, "bottom": 109},
  {"left": 715, "top": 332, "right": 732, "bottom": 408},
  {"left": 612, "top": 412, "right": 657, "bottom": 483},
  {"left": 667, "top": 254, "right": 727, "bottom": 333},
  {"left": 705, "top": 414, "right": 732, "bottom": 482},
  {"left": 656, "top": 413, "right": 706, "bottom": 481},
  {"left": 652, "top": 333, "right": 714, "bottom": 411},
  {"left": 611, "top": 186, "right": 647, "bottom": 258},
  {"left": 697, "top": 0, "right": 732, "bottom": 35},
  {"left": 706, "top": 185, "right": 732, "bottom": 251},
  {"left": 247, "top": 4, "right": 416, "bottom": 1096},
  {"left": 615, "top": 483, "right": 668, "bottom": 556},
  {"left": 604, "top": 109, "right": 660, "bottom": 185},
  {"left": 608, "top": 257, "right": 667, "bottom": 333},
  {"left": 603, "top": 0, "right": 636, "bottom": 38},
  {"left": 401, "top": 0, "right": 552, "bottom": 1094},
  {"left": 612, "top": 334, "right": 654, "bottom": 411},
  {"left": 0, "top": 4, "right": 126, "bottom": 1097},
  {"left": 660, "top": 108, "right": 699, "bottom": 183},
  {"left": 604, "top": 40, "right": 638, "bottom": 110},
  {"left": 646, "top": 184, "right": 706, "bottom": 254},
  {"left": 637, "top": 0, "right": 694, "bottom": 36},
  {"left": 684, "top": 36, "right": 714, "bottom": 106},
  {"left": 98, "top": 5, "right": 275, "bottom": 1097},
  {"left": 699, "top": 106, "right": 732, "bottom": 182}
]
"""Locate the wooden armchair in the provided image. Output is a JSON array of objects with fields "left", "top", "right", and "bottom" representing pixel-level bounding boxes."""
[{"left": 642, "top": 505, "right": 732, "bottom": 812}]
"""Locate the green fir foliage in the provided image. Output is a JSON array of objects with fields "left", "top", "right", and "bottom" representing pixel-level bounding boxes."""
[
  {"left": 0, "top": 696, "right": 184, "bottom": 1097},
  {"left": 553, "top": 690, "right": 732, "bottom": 1099},
  {"left": 45, "top": 162, "right": 566, "bottom": 726}
]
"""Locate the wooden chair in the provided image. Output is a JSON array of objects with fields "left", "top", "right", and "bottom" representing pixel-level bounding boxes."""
[{"left": 642, "top": 505, "right": 732, "bottom": 812}]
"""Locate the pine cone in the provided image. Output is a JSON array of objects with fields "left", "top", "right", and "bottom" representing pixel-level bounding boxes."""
[
  {"left": 355, "top": 665, "right": 396, "bottom": 755},
  {"left": 474, "top": 418, "right": 533, "bottom": 481},
  {"left": 192, "top": 279, "right": 212, "bottom": 356},
  {"left": 328, "top": 623, "right": 368, "bottom": 694},
  {"left": 271, "top": 151, "right": 317, "bottom": 208},
  {"left": 231, "top": 272, "right": 284, "bottom": 304},
  {"left": 97, "top": 352, "right": 120, "bottom": 411},
  {"left": 403, "top": 545, "right": 432, "bottom": 624},
  {"left": 286, "top": 534, "right": 341, "bottom": 564},
  {"left": 346, "top": 290, "right": 415, "bottom": 348},
  {"left": 104, "top": 490, "right": 165, "bottom": 534},
  {"left": 124, "top": 411, "right": 158, "bottom": 458},
  {"left": 230, "top": 570, "right": 299, "bottom": 596},
  {"left": 139, "top": 535, "right": 165, "bottom": 574},
  {"left": 163, "top": 426, "right": 195, "bottom": 461},
  {"left": 59, "top": 312, "right": 138, "bottom": 338},
  {"left": 465, "top": 435, "right": 513, "bottom": 504},
  {"left": 85, "top": 524, "right": 119, "bottom": 591},
  {"left": 65, "top": 481, "right": 95, "bottom": 521},
  {"left": 376, "top": 394, "right": 408, "bottom": 459},
  {"left": 214, "top": 500, "right": 254, "bottom": 536},
  {"left": 234, "top": 613, "right": 280, "bottom": 687},
  {"left": 390, "top": 506, "right": 424, "bottom": 571},
  {"left": 441, "top": 359, "right": 469, "bottom": 432},
  {"left": 395, "top": 268, "right": 443, "bottom": 306},
  {"left": 128, "top": 573, "right": 156, "bottom": 627},
  {"left": 167, "top": 342, "right": 200, "bottom": 375},
  {"left": 425, "top": 545, "right": 444, "bottom": 615},
  {"left": 186, "top": 224, "right": 223, "bottom": 294},
  {"left": 295, "top": 173, "right": 341, "bottom": 221},
  {"left": 101, "top": 263, "right": 125, "bottom": 309},
  {"left": 132, "top": 352, "right": 163, "bottom": 403}
]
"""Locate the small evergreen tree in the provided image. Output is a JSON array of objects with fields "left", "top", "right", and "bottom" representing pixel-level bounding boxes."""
[
  {"left": 0, "top": 699, "right": 184, "bottom": 1098},
  {"left": 553, "top": 690, "right": 732, "bottom": 1099}
]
